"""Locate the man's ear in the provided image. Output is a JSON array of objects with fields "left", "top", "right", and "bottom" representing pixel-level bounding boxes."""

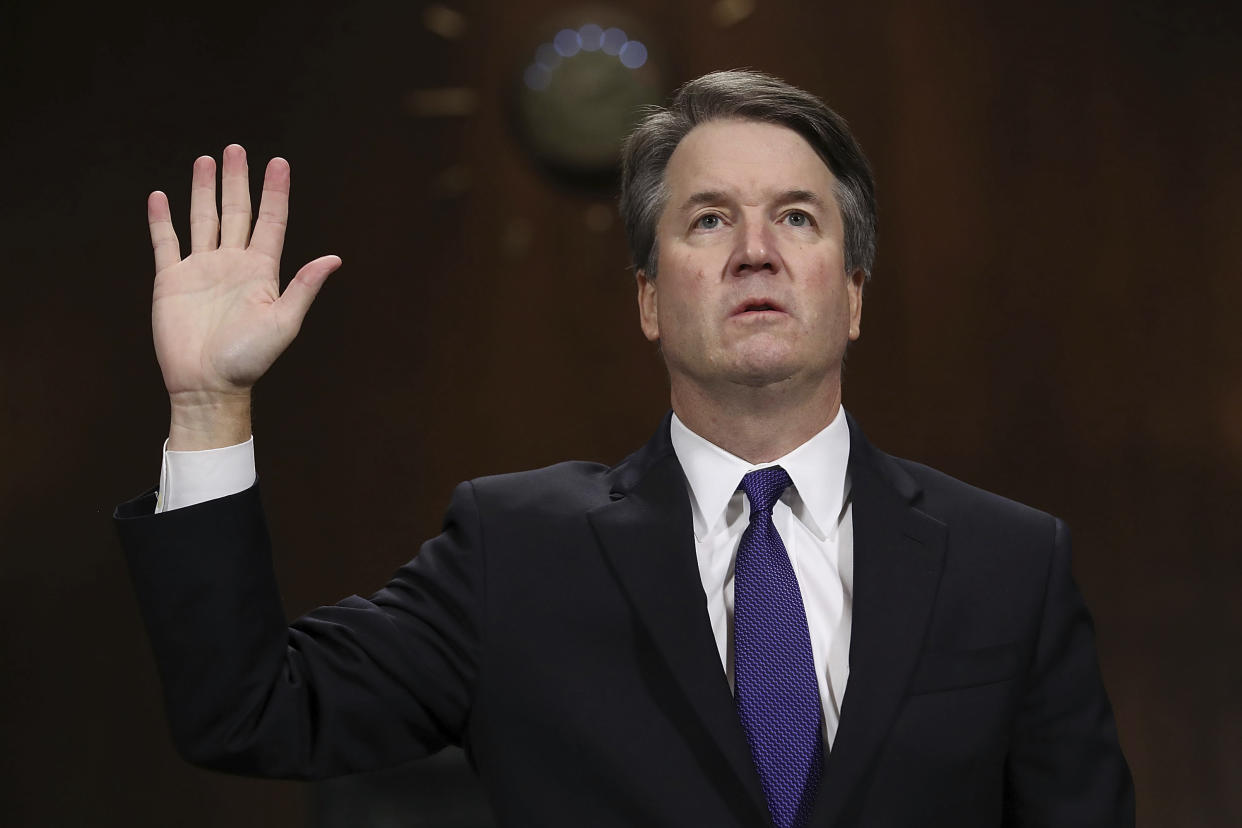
[
  {"left": 636, "top": 269, "right": 660, "bottom": 342},
  {"left": 847, "top": 268, "right": 864, "bottom": 341}
]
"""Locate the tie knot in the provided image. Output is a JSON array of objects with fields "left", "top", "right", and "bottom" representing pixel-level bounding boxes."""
[{"left": 740, "top": 466, "right": 793, "bottom": 515}]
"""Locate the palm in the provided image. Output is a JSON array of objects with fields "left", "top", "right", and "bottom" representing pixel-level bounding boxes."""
[
  {"left": 154, "top": 248, "right": 284, "bottom": 393},
  {"left": 146, "top": 146, "right": 340, "bottom": 399}
]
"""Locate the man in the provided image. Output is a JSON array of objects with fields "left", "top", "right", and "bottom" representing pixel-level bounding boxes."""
[{"left": 117, "top": 70, "right": 1134, "bottom": 826}]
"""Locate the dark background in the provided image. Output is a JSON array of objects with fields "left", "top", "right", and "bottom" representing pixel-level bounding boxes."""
[{"left": 2, "top": 0, "right": 1239, "bottom": 825}]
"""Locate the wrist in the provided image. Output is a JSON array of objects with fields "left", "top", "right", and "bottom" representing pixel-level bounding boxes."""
[{"left": 168, "top": 390, "right": 253, "bottom": 450}]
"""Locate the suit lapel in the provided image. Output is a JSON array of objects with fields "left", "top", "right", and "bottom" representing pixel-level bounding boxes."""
[
  {"left": 809, "top": 417, "right": 947, "bottom": 827},
  {"left": 588, "top": 413, "right": 946, "bottom": 826},
  {"left": 588, "top": 417, "right": 772, "bottom": 826}
]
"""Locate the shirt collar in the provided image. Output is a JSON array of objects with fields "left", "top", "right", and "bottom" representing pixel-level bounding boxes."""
[{"left": 669, "top": 406, "right": 852, "bottom": 541}]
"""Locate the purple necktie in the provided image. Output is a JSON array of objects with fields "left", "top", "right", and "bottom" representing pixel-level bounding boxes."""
[{"left": 734, "top": 466, "right": 823, "bottom": 828}]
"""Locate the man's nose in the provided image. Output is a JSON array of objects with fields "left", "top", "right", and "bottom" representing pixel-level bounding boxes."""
[{"left": 729, "top": 219, "right": 784, "bottom": 276}]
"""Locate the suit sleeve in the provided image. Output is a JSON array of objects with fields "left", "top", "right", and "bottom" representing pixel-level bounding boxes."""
[
  {"left": 115, "top": 480, "right": 484, "bottom": 780},
  {"left": 1003, "top": 518, "right": 1135, "bottom": 826}
]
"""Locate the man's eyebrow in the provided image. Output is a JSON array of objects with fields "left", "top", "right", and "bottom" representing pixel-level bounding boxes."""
[
  {"left": 773, "top": 189, "right": 825, "bottom": 208},
  {"left": 676, "top": 189, "right": 827, "bottom": 212},
  {"left": 678, "top": 191, "right": 729, "bottom": 212}
]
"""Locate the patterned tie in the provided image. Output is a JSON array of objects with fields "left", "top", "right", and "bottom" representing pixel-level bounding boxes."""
[{"left": 734, "top": 466, "right": 824, "bottom": 828}]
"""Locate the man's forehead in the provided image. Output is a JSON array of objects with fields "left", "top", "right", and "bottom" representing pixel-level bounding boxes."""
[{"left": 663, "top": 119, "right": 838, "bottom": 206}]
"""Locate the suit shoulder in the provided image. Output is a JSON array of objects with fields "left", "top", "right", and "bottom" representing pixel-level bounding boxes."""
[
  {"left": 467, "top": 460, "right": 614, "bottom": 518},
  {"left": 888, "top": 454, "right": 1059, "bottom": 537}
]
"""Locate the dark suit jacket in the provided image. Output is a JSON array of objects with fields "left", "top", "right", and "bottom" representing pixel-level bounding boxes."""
[{"left": 116, "top": 413, "right": 1134, "bottom": 827}]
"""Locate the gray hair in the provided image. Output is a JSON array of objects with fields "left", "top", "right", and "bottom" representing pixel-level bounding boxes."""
[{"left": 619, "top": 69, "right": 877, "bottom": 280}]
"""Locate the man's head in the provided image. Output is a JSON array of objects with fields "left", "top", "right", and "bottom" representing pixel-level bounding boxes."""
[
  {"left": 619, "top": 70, "right": 875, "bottom": 413},
  {"left": 620, "top": 70, "right": 876, "bottom": 281}
]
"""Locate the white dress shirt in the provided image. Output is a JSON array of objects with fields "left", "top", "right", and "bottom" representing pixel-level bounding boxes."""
[
  {"left": 155, "top": 437, "right": 256, "bottom": 513},
  {"left": 156, "top": 408, "right": 854, "bottom": 745},
  {"left": 669, "top": 408, "right": 854, "bottom": 747}
]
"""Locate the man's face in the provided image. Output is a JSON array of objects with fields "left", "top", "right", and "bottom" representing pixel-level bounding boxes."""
[{"left": 637, "top": 119, "right": 864, "bottom": 401}]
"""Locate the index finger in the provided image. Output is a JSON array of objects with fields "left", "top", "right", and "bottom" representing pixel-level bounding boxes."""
[
  {"left": 248, "top": 158, "right": 290, "bottom": 262},
  {"left": 147, "top": 191, "right": 182, "bottom": 274}
]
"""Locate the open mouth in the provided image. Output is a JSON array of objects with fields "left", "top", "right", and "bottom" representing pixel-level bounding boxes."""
[{"left": 732, "top": 298, "right": 785, "bottom": 315}]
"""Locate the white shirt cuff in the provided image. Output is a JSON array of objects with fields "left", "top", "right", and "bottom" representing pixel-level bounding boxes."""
[{"left": 156, "top": 436, "right": 257, "bottom": 513}]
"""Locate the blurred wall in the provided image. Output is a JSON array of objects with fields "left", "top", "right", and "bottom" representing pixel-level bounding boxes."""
[{"left": 2, "top": 0, "right": 1239, "bottom": 825}]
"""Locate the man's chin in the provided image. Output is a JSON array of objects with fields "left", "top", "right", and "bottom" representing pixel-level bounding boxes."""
[
  {"left": 721, "top": 343, "right": 804, "bottom": 386},
  {"left": 725, "top": 360, "right": 800, "bottom": 389}
]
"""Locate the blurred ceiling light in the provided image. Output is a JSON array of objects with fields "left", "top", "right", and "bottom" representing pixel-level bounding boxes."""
[
  {"left": 600, "top": 27, "right": 627, "bottom": 56},
  {"left": 618, "top": 40, "right": 648, "bottom": 69},
  {"left": 423, "top": 4, "right": 468, "bottom": 39},
  {"left": 509, "top": 8, "right": 666, "bottom": 183},
  {"left": 535, "top": 43, "right": 562, "bottom": 69},
  {"left": 711, "top": 0, "right": 756, "bottom": 27},
  {"left": 554, "top": 28, "right": 583, "bottom": 57},
  {"left": 524, "top": 63, "right": 552, "bottom": 91},
  {"left": 407, "top": 87, "right": 479, "bottom": 117},
  {"left": 578, "top": 23, "right": 604, "bottom": 51}
]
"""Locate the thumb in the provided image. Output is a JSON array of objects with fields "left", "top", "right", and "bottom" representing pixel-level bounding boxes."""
[{"left": 276, "top": 254, "right": 342, "bottom": 334}]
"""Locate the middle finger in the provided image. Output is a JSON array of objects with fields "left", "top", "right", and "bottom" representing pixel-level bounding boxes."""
[{"left": 219, "top": 144, "right": 252, "bottom": 248}]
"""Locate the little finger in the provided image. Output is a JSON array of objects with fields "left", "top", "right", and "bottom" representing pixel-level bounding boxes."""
[{"left": 147, "top": 191, "right": 182, "bottom": 274}]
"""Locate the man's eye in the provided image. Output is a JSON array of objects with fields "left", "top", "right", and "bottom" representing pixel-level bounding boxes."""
[
  {"left": 695, "top": 214, "right": 721, "bottom": 230},
  {"left": 785, "top": 211, "right": 811, "bottom": 227}
]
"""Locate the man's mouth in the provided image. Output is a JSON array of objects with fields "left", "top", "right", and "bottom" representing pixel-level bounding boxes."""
[{"left": 732, "top": 298, "right": 786, "bottom": 316}]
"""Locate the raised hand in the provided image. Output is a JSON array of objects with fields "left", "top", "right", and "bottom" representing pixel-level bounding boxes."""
[{"left": 147, "top": 145, "right": 341, "bottom": 449}]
